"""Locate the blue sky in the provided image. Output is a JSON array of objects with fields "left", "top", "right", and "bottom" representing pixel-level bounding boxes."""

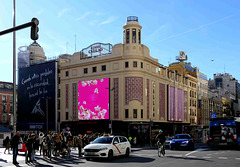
[{"left": 0, "top": 0, "right": 240, "bottom": 82}]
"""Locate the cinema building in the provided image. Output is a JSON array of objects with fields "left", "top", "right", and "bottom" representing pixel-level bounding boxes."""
[{"left": 59, "top": 16, "right": 197, "bottom": 140}]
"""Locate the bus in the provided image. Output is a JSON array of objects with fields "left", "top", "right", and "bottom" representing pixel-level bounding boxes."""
[{"left": 207, "top": 117, "right": 239, "bottom": 147}]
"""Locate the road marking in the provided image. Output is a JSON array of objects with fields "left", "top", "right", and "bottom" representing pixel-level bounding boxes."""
[
  {"left": 207, "top": 154, "right": 212, "bottom": 156},
  {"left": 169, "top": 154, "right": 183, "bottom": 157},
  {"left": 185, "top": 150, "right": 198, "bottom": 156},
  {"left": 235, "top": 158, "right": 240, "bottom": 160},
  {"left": 186, "top": 156, "right": 196, "bottom": 158},
  {"left": 202, "top": 156, "right": 211, "bottom": 159},
  {"left": 218, "top": 157, "right": 228, "bottom": 159}
]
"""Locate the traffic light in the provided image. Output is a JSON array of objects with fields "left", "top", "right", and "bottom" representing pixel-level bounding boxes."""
[{"left": 31, "top": 18, "right": 39, "bottom": 40}]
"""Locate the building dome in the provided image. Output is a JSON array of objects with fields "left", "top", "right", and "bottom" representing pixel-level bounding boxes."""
[{"left": 28, "top": 40, "right": 46, "bottom": 65}]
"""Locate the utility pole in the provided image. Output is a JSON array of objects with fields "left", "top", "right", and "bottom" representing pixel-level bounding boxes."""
[{"left": 13, "top": 0, "right": 16, "bottom": 135}]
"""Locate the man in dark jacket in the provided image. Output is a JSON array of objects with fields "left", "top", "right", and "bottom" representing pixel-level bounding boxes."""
[{"left": 11, "top": 131, "right": 21, "bottom": 165}]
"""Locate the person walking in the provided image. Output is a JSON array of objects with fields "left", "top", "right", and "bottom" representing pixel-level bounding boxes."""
[
  {"left": 39, "top": 132, "right": 44, "bottom": 156},
  {"left": 11, "top": 131, "right": 21, "bottom": 165},
  {"left": 26, "top": 134, "right": 33, "bottom": 163},
  {"left": 4, "top": 136, "right": 11, "bottom": 154},
  {"left": 42, "top": 137, "right": 48, "bottom": 158},
  {"left": 77, "top": 134, "right": 83, "bottom": 157},
  {"left": 46, "top": 131, "right": 54, "bottom": 160}
]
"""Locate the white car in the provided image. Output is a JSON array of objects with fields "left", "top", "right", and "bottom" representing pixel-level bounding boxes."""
[{"left": 84, "top": 136, "right": 131, "bottom": 160}]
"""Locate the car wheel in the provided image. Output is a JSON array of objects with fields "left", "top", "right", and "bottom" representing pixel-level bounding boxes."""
[
  {"left": 85, "top": 158, "right": 90, "bottom": 161},
  {"left": 108, "top": 150, "right": 113, "bottom": 160},
  {"left": 170, "top": 146, "right": 174, "bottom": 150},
  {"left": 125, "top": 148, "right": 130, "bottom": 158}
]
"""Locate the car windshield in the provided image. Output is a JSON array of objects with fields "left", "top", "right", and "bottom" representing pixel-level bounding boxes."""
[
  {"left": 92, "top": 137, "right": 113, "bottom": 144},
  {"left": 174, "top": 135, "right": 191, "bottom": 139}
]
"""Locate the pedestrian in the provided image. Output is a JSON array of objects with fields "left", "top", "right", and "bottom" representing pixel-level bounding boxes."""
[
  {"left": 11, "top": 131, "right": 21, "bottom": 165},
  {"left": 39, "top": 132, "right": 44, "bottom": 155},
  {"left": 42, "top": 137, "right": 48, "bottom": 158},
  {"left": 66, "top": 132, "right": 73, "bottom": 147},
  {"left": 77, "top": 134, "right": 83, "bottom": 157},
  {"left": 31, "top": 133, "right": 38, "bottom": 162},
  {"left": 4, "top": 136, "right": 11, "bottom": 154},
  {"left": 26, "top": 134, "right": 33, "bottom": 163},
  {"left": 46, "top": 131, "right": 54, "bottom": 160}
]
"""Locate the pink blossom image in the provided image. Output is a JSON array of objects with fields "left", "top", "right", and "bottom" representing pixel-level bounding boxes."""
[{"left": 78, "top": 78, "right": 109, "bottom": 120}]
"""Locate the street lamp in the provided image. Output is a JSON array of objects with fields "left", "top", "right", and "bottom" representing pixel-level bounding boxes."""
[
  {"left": 42, "top": 96, "right": 51, "bottom": 133},
  {"left": 105, "top": 87, "right": 115, "bottom": 134}
]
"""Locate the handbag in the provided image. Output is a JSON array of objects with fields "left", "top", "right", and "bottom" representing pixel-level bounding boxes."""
[{"left": 18, "top": 144, "right": 23, "bottom": 149}]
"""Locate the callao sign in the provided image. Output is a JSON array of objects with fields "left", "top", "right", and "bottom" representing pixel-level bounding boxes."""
[
  {"left": 88, "top": 45, "right": 103, "bottom": 54},
  {"left": 80, "top": 42, "right": 113, "bottom": 59}
]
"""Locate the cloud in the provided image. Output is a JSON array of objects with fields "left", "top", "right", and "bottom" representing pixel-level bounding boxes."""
[
  {"left": 76, "top": 12, "right": 91, "bottom": 21},
  {"left": 58, "top": 8, "right": 70, "bottom": 18},
  {"left": 99, "top": 16, "right": 116, "bottom": 25},
  {"left": 158, "top": 14, "right": 235, "bottom": 42}
]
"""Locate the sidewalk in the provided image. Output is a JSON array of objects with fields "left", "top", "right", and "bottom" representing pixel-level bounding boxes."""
[{"left": 0, "top": 147, "right": 83, "bottom": 167}]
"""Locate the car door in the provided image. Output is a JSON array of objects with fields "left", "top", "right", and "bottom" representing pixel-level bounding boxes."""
[
  {"left": 112, "top": 137, "right": 121, "bottom": 156},
  {"left": 119, "top": 136, "right": 129, "bottom": 154}
]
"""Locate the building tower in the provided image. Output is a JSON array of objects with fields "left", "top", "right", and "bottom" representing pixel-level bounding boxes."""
[
  {"left": 28, "top": 40, "right": 46, "bottom": 65},
  {"left": 123, "top": 16, "right": 142, "bottom": 45}
]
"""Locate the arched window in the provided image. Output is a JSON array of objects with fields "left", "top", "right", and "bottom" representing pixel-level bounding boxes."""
[
  {"left": 126, "top": 29, "right": 130, "bottom": 44},
  {"left": 138, "top": 29, "right": 141, "bottom": 44},
  {"left": 132, "top": 29, "right": 136, "bottom": 43}
]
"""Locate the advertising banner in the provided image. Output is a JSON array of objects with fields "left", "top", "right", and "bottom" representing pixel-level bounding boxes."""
[
  {"left": 17, "top": 61, "right": 56, "bottom": 131},
  {"left": 78, "top": 78, "right": 109, "bottom": 120}
]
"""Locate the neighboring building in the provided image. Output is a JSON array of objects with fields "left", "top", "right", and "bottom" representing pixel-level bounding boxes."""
[
  {"left": 197, "top": 72, "right": 209, "bottom": 127},
  {"left": 0, "top": 82, "right": 15, "bottom": 129},
  {"left": 209, "top": 73, "right": 240, "bottom": 116},
  {"left": 59, "top": 16, "right": 191, "bottom": 139},
  {"left": 168, "top": 62, "right": 198, "bottom": 126}
]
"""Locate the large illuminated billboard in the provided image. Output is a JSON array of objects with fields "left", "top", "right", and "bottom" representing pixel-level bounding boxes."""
[
  {"left": 17, "top": 61, "right": 57, "bottom": 131},
  {"left": 78, "top": 78, "right": 109, "bottom": 120}
]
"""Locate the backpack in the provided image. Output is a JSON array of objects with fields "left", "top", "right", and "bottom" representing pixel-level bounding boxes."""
[{"left": 3, "top": 139, "right": 6, "bottom": 146}]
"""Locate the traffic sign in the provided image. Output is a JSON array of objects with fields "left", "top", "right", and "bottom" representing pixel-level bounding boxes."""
[{"left": 211, "top": 113, "right": 217, "bottom": 118}]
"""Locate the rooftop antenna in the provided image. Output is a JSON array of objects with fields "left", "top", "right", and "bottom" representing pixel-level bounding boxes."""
[{"left": 224, "top": 64, "right": 225, "bottom": 73}]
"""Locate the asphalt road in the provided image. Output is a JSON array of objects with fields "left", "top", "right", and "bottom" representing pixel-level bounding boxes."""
[{"left": 1, "top": 146, "right": 240, "bottom": 167}]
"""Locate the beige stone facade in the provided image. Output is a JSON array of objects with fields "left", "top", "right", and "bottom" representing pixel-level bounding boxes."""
[{"left": 59, "top": 17, "right": 195, "bottom": 134}]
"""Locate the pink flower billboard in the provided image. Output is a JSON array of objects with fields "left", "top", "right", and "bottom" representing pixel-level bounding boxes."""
[{"left": 78, "top": 78, "right": 109, "bottom": 120}]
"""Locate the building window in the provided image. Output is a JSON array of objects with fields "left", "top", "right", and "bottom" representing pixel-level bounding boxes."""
[
  {"left": 126, "top": 29, "right": 130, "bottom": 43},
  {"left": 10, "top": 96, "right": 13, "bottom": 102},
  {"left": 133, "top": 61, "right": 137, "bottom": 67},
  {"left": 84, "top": 68, "right": 88, "bottom": 74},
  {"left": 125, "top": 109, "right": 129, "bottom": 118},
  {"left": 2, "top": 95, "right": 6, "bottom": 102},
  {"left": 10, "top": 105, "right": 13, "bottom": 113},
  {"left": 2, "top": 105, "right": 6, "bottom": 112},
  {"left": 66, "top": 112, "right": 69, "bottom": 120},
  {"left": 2, "top": 115, "right": 6, "bottom": 123},
  {"left": 141, "top": 62, "right": 143, "bottom": 68},
  {"left": 132, "top": 29, "right": 136, "bottom": 43},
  {"left": 92, "top": 66, "right": 97, "bottom": 73},
  {"left": 133, "top": 109, "right": 137, "bottom": 118},
  {"left": 58, "top": 112, "right": 60, "bottom": 122},
  {"left": 102, "top": 65, "right": 106, "bottom": 71},
  {"left": 58, "top": 77, "right": 61, "bottom": 84},
  {"left": 66, "top": 71, "right": 69, "bottom": 77},
  {"left": 58, "top": 89, "right": 60, "bottom": 98},
  {"left": 138, "top": 29, "right": 141, "bottom": 44},
  {"left": 123, "top": 30, "right": 125, "bottom": 43},
  {"left": 125, "top": 62, "right": 129, "bottom": 68},
  {"left": 58, "top": 99, "right": 60, "bottom": 110},
  {"left": 141, "top": 109, "right": 143, "bottom": 118}
]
